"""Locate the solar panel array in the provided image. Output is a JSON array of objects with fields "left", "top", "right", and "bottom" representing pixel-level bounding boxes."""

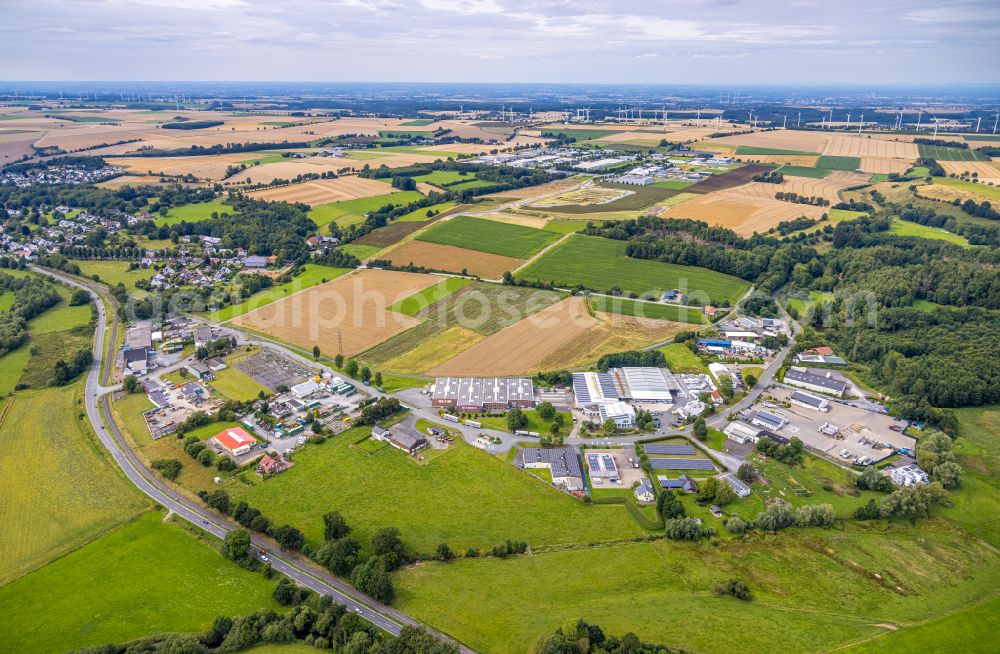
[
  {"left": 649, "top": 458, "right": 714, "bottom": 471},
  {"left": 645, "top": 444, "right": 696, "bottom": 455}
]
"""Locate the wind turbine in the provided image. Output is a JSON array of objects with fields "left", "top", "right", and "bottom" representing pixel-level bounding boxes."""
[
  {"left": 993, "top": 113, "right": 999, "bottom": 135},
  {"left": 782, "top": 114, "right": 787, "bottom": 128},
  {"left": 846, "top": 112, "right": 851, "bottom": 130},
  {"left": 797, "top": 112, "right": 801, "bottom": 128},
  {"left": 916, "top": 111, "right": 922, "bottom": 131},
  {"left": 858, "top": 113, "right": 864, "bottom": 135},
  {"left": 975, "top": 117, "right": 981, "bottom": 133}
]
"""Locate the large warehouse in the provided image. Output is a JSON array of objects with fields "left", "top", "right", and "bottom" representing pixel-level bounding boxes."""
[
  {"left": 432, "top": 377, "right": 535, "bottom": 413},
  {"left": 573, "top": 367, "right": 680, "bottom": 407}
]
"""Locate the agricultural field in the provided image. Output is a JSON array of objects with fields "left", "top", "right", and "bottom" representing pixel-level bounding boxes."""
[
  {"left": 416, "top": 215, "right": 559, "bottom": 259},
  {"left": 203, "top": 264, "right": 352, "bottom": 323},
  {"left": 390, "top": 276, "right": 472, "bottom": 315},
  {"left": 740, "top": 171, "right": 870, "bottom": 202},
  {"left": 778, "top": 165, "right": 830, "bottom": 178},
  {"left": 588, "top": 295, "right": 707, "bottom": 324},
  {"left": 685, "top": 164, "right": 773, "bottom": 193},
  {"left": 361, "top": 283, "right": 564, "bottom": 366},
  {"left": 938, "top": 161, "right": 1000, "bottom": 184},
  {"left": 822, "top": 135, "right": 918, "bottom": 160},
  {"left": 736, "top": 146, "right": 819, "bottom": 156},
  {"left": 917, "top": 144, "right": 985, "bottom": 161},
  {"left": 395, "top": 200, "right": 456, "bottom": 221},
  {"left": 381, "top": 326, "right": 485, "bottom": 373},
  {"left": 380, "top": 240, "right": 524, "bottom": 279},
  {"left": 338, "top": 243, "right": 381, "bottom": 260},
  {"left": 535, "top": 183, "right": 678, "bottom": 214},
  {"left": 228, "top": 427, "right": 644, "bottom": 556},
  {"left": 842, "top": 596, "right": 999, "bottom": 654},
  {"left": 306, "top": 190, "right": 424, "bottom": 228},
  {"left": 233, "top": 269, "right": 439, "bottom": 357},
  {"left": 530, "top": 185, "right": 631, "bottom": 207},
  {"left": 666, "top": 190, "right": 825, "bottom": 236},
  {"left": 25, "top": 283, "right": 93, "bottom": 334},
  {"left": 207, "top": 364, "right": 271, "bottom": 401},
  {"left": 539, "top": 128, "right": 620, "bottom": 140},
  {"left": 250, "top": 176, "right": 406, "bottom": 208},
  {"left": 0, "top": 511, "right": 280, "bottom": 654},
  {"left": 412, "top": 170, "right": 477, "bottom": 187},
  {"left": 925, "top": 174, "right": 1000, "bottom": 201},
  {"left": 0, "top": 344, "right": 32, "bottom": 397},
  {"left": 518, "top": 234, "right": 751, "bottom": 305},
  {"left": 816, "top": 155, "right": 861, "bottom": 171},
  {"left": 17, "top": 328, "right": 93, "bottom": 389},
  {"left": 0, "top": 386, "right": 148, "bottom": 586}
]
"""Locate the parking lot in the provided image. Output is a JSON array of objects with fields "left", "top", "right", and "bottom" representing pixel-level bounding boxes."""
[{"left": 758, "top": 388, "right": 914, "bottom": 464}]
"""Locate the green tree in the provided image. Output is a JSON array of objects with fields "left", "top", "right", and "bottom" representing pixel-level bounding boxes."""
[
  {"left": 273, "top": 577, "right": 299, "bottom": 606},
  {"left": 374, "top": 371, "right": 382, "bottom": 387},
  {"left": 361, "top": 366, "right": 371, "bottom": 383},
  {"left": 345, "top": 359, "right": 359, "bottom": 378},
  {"left": 334, "top": 353, "right": 344, "bottom": 369},
  {"left": 717, "top": 375, "right": 734, "bottom": 400},
  {"left": 602, "top": 418, "right": 617, "bottom": 434},
  {"left": 224, "top": 529, "right": 251, "bottom": 562},
  {"left": 436, "top": 543, "right": 454, "bottom": 561},
  {"left": 322, "top": 511, "right": 351, "bottom": 541},
  {"left": 657, "top": 490, "right": 686, "bottom": 520},
  {"left": 274, "top": 524, "right": 305, "bottom": 551},
  {"left": 312, "top": 345, "right": 321, "bottom": 360},
  {"left": 736, "top": 463, "right": 755, "bottom": 484},
  {"left": 693, "top": 416, "right": 708, "bottom": 441},
  {"left": 371, "top": 527, "right": 405, "bottom": 568},
  {"left": 932, "top": 461, "right": 963, "bottom": 489},
  {"left": 122, "top": 375, "right": 141, "bottom": 393},
  {"left": 507, "top": 408, "right": 528, "bottom": 432},
  {"left": 536, "top": 401, "right": 555, "bottom": 421},
  {"left": 316, "top": 537, "right": 361, "bottom": 575},
  {"left": 351, "top": 559, "right": 394, "bottom": 604}
]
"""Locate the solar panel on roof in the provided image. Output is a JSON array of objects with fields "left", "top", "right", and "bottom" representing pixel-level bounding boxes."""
[{"left": 648, "top": 458, "right": 714, "bottom": 470}]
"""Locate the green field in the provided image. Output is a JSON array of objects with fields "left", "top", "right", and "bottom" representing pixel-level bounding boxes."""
[
  {"left": 0, "top": 511, "right": 281, "bottom": 654},
  {"left": 400, "top": 119, "right": 435, "bottom": 126},
  {"left": 412, "top": 170, "right": 474, "bottom": 187},
  {"left": 651, "top": 179, "right": 695, "bottom": 189},
  {"left": 390, "top": 277, "right": 472, "bottom": 316},
  {"left": 917, "top": 144, "right": 985, "bottom": 161},
  {"left": 0, "top": 289, "right": 13, "bottom": 312},
  {"left": 0, "top": 386, "right": 148, "bottom": 585},
  {"left": 208, "top": 365, "right": 271, "bottom": 400},
  {"left": 540, "top": 128, "right": 619, "bottom": 141},
  {"left": 69, "top": 260, "right": 155, "bottom": 296},
  {"left": 395, "top": 519, "right": 1000, "bottom": 654},
  {"left": 396, "top": 200, "right": 456, "bottom": 221},
  {"left": 339, "top": 243, "right": 382, "bottom": 260},
  {"left": 842, "top": 595, "right": 999, "bottom": 654},
  {"left": 0, "top": 343, "right": 32, "bottom": 396},
  {"left": 943, "top": 406, "right": 1000, "bottom": 547},
  {"left": 156, "top": 201, "right": 232, "bottom": 226},
  {"left": 588, "top": 296, "right": 707, "bottom": 324},
  {"left": 416, "top": 215, "right": 559, "bottom": 259},
  {"left": 17, "top": 328, "right": 93, "bottom": 389},
  {"left": 478, "top": 409, "right": 572, "bottom": 434},
  {"left": 26, "top": 284, "right": 92, "bottom": 334},
  {"left": 307, "top": 191, "right": 424, "bottom": 228},
  {"left": 735, "top": 147, "right": 820, "bottom": 156},
  {"left": 817, "top": 155, "right": 861, "bottom": 171},
  {"left": 779, "top": 165, "right": 831, "bottom": 178},
  {"left": 228, "top": 427, "right": 644, "bottom": 555},
  {"left": 657, "top": 342, "right": 707, "bottom": 373},
  {"left": 543, "top": 219, "right": 588, "bottom": 234},
  {"left": 203, "top": 264, "right": 352, "bottom": 322},
  {"left": 889, "top": 219, "right": 970, "bottom": 246},
  {"left": 929, "top": 176, "right": 1000, "bottom": 201},
  {"left": 517, "top": 235, "right": 750, "bottom": 305}
]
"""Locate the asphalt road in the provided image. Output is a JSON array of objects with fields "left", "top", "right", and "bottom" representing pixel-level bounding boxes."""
[{"left": 31, "top": 266, "right": 472, "bottom": 653}]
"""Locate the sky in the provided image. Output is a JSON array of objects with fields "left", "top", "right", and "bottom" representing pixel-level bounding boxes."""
[{"left": 1, "top": 0, "right": 999, "bottom": 84}]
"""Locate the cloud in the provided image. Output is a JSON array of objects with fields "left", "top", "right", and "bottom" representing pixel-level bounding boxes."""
[
  {"left": 421, "top": 0, "right": 503, "bottom": 15},
  {"left": 633, "top": 53, "right": 660, "bottom": 59}
]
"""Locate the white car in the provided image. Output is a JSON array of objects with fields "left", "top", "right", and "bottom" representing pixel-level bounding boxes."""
[{"left": 259, "top": 554, "right": 269, "bottom": 562}]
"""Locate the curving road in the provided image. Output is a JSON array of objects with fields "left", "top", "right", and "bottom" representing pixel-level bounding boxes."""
[{"left": 30, "top": 266, "right": 472, "bottom": 654}]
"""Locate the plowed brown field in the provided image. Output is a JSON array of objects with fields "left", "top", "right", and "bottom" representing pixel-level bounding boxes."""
[{"left": 381, "top": 241, "right": 523, "bottom": 279}]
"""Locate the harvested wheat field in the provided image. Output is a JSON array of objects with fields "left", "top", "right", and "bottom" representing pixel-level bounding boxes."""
[
  {"left": 860, "top": 157, "right": 911, "bottom": 174},
  {"left": 113, "top": 153, "right": 260, "bottom": 180},
  {"left": 914, "top": 184, "right": 997, "bottom": 203},
  {"left": 480, "top": 213, "right": 551, "bottom": 229},
  {"left": 232, "top": 269, "right": 439, "bottom": 357},
  {"left": 706, "top": 130, "right": 829, "bottom": 153},
  {"left": 427, "top": 296, "right": 598, "bottom": 376},
  {"left": 663, "top": 191, "right": 826, "bottom": 236},
  {"left": 96, "top": 175, "right": 162, "bottom": 188},
  {"left": 822, "top": 135, "right": 917, "bottom": 159},
  {"left": 247, "top": 176, "right": 396, "bottom": 206},
  {"left": 381, "top": 240, "right": 523, "bottom": 279},
  {"left": 940, "top": 160, "right": 1000, "bottom": 183},
  {"left": 537, "top": 313, "right": 687, "bottom": 370},
  {"left": 738, "top": 171, "right": 869, "bottom": 203}
]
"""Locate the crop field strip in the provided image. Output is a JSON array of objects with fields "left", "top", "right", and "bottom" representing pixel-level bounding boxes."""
[
  {"left": 306, "top": 190, "right": 425, "bottom": 227},
  {"left": 917, "top": 144, "right": 986, "bottom": 161},
  {"left": 588, "top": 296, "right": 707, "bottom": 324},
  {"left": 684, "top": 164, "right": 774, "bottom": 193},
  {"left": 518, "top": 234, "right": 751, "bottom": 304},
  {"left": 816, "top": 155, "right": 861, "bottom": 171},
  {"left": 535, "top": 183, "right": 679, "bottom": 213},
  {"left": 352, "top": 210, "right": 445, "bottom": 247},
  {"left": 415, "top": 214, "right": 560, "bottom": 259},
  {"left": 381, "top": 240, "right": 524, "bottom": 279}
]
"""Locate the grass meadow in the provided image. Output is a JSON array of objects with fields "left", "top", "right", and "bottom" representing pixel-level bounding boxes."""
[
  {"left": 0, "top": 511, "right": 280, "bottom": 654},
  {"left": 0, "top": 386, "right": 148, "bottom": 585},
  {"left": 817, "top": 155, "right": 861, "bottom": 171},
  {"left": 26, "top": 284, "right": 92, "bottom": 334},
  {"left": 588, "top": 295, "right": 707, "bottom": 324},
  {"left": 390, "top": 276, "right": 472, "bottom": 316},
  {"left": 69, "top": 259, "right": 155, "bottom": 296},
  {"left": 917, "top": 144, "right": 985, "bottom": 161},
  {"left": 930, "top": 176, "right": 1000, "bottom": 202},
  {"left": 208, "top": 365, "right": 271, "bottom": 401},
  {"left": 517, "top": 234, "right": 751, "bottom": 305},
  {"left": 779, "top": 165, "right": 831, "bottom": 178},
  {"left": 889, "top": 219, "right": 970, "bottom": 246},
  {"left": 157, "top": 201, "right": 232, "bottom": 226},
  {"left": 416, "top": 215, "right": 559, "bottom": 259},
  {"left": 228, "top": 427, "right": 644, "bottom": 555}
]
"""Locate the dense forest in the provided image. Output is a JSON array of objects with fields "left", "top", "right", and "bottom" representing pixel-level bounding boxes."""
[{"left": 0, "top": 273, "right": 62, "bottom": 355}]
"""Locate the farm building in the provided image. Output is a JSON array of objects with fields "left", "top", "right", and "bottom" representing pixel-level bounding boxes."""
[
  {"left": 658, "top": 475, "right": 697, "bottom": 493},
  {"left": 431, "top": 377, "right": 535, "bottom": 413},
  {"left": 784, "top": 367, "right": 849, "bottom": 397},
  {"left": 516, "top": 447, "right": 584, "bottom": 491},
  {"left": 890, "top": 463, "right": 929, "bottom": 487},
  {"left": 372, "top": 425, "right": 428, "bottom": 455},
  {"left": 634, "top": 478, "right": 656, "bottom": 504},
  {"left": 586, "top": 452, "right": 620, "bottom": 479},
  {"left": 722, "top": 474, "right": 751, "bottom": 498},
  {"left": 723, "top": 421, "right": 762, "bottom": 445},
  {"left": 751, "top": 409, "right": 788, "bottom": 431},
  {"left": 789, "top": 390, "right": 830, "bottom": 412},
  {"left": 213, "top": 426, "right": 256, "bottom": 457}
]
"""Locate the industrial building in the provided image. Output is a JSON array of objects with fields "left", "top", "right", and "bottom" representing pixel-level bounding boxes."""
[
  {"left": 784, "top": 367, "right": 849, "bottom": 397},
  {"left": 432, "top": 377, "right": 535, "bottom": 413},
  {"left": 789, "top": 390, "right": 830, "bottom": 412},
  {"left": 124, "top": 323, "right": 152, "bottom": 352},
  {"left": 585, "top": 452, "right": 620, "bottom": 479},
  {"left": 890, "top": 463, "right": 929, "bottom": 487},
  {"left": 573, "top": 367, "right": 679, "bottom": 407},
  {"left": 751, "top": 409, "right": 788, "bottom": 431},
  {"left": 591, "top": 401, "right": 636, "bottom": 428},
  {"left": 516, "top": 447, "right": 584, "bottom": 490},
  {"left": 723, "top": 421, "right": 762, "bottom": 444},
  {"left": 213, "top": 426, "right": 256, "bottom": 457},
  {"left": 575, "top": 157, "right": 626, "bottom": 171}
]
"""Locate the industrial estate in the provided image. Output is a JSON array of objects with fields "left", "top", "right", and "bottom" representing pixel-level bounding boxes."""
[{"left": 1, "top": 17, "right": 1000, "bottom": 654}]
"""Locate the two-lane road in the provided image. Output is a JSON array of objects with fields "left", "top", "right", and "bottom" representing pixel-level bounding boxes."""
[{"left": 31, "top": 266, "right": 472, "bottom": 653}]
